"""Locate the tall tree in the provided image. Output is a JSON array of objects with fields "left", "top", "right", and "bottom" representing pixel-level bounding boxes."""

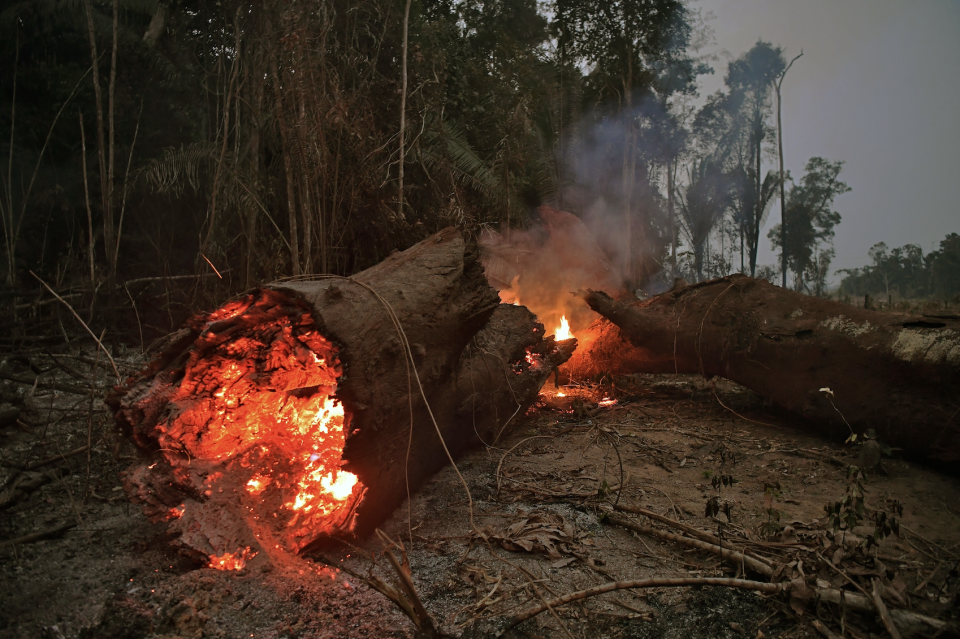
[
  {"left": 775, "top": 51, "right": 802, "bottom": 287},
  {"left": 768, "top": 156, "right": 849, "bottom": 295},
  {"left": 725, "top": 41, "right": 786, "bottom": 277},
  {"left": 559, "top": 0, "right": 699, "bottom": 286},
  {"left": 676, "top": 158, "right": 730, "bottom": 281}
]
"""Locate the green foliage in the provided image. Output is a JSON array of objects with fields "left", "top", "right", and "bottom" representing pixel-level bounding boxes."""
[
  {"left": 676, "top": 158, "right": 731, "bottom": 281},
  {"left": 822, "top": 467, "right": 901, "bottom": 551},
  {"left": 768, "top": 156, "right": 850, "bottom": 296},
  {"left": 824, "top": 465, "right": 867, "bottom": 534},
  {"left": 756, "top": 481, "right": 784, "bottom": 539}
]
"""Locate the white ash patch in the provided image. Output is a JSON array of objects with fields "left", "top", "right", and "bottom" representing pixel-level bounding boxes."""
[
  {"left": 819, "top": 315, "right": 876, "bottom": 338},
  {"left": 891, "top": 328, "right": 960, "bottom": 365},
  {"left": 789, "top": 309, "right": 804, "bottom": 319}
]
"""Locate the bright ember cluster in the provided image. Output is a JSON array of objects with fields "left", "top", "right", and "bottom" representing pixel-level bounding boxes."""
[{"left": 140, "top": 290, "right": 364, "bottom": 562}]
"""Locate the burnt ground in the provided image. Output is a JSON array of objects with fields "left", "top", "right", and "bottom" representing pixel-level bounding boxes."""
[{"left": 2, "top": 349, "right": 959, "bottom": 639}]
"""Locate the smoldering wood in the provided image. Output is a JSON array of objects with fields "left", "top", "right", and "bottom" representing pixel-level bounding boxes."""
[
  {"left": 570, "top": 275, "right": 960, "bottom": 462},
  {"left": 111, "top": 228, "right": 573, "bottom": 561}
]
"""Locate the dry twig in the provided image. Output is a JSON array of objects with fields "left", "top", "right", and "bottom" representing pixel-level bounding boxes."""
[
  {"left": 28, "top": 271, "right": 120, "bottom": 381},
  {"left": 605, "top": 514, "right": 774, "bottom": 577},
  {"left": 872, "top": 578, "right": 903, "bottom": 639},
  {"left": 0, "top": 522, "right": 76, "bottom": 549}
]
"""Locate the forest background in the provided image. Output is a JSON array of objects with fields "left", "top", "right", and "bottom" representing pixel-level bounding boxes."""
[{"left": 2, "top": 0, "right": 958, "bottom": 340}]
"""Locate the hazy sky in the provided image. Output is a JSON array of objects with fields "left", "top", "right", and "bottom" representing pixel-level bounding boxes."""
[{"left": 691, "top": 0, "right": 960, "bottom": 276}]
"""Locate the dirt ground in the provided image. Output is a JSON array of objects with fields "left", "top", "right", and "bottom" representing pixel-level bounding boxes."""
[{"left": 2, "top": 348, "right": 959, "bottom": 639}]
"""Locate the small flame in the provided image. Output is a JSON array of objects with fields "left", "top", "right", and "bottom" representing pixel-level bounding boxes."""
[
  {"left": 208, "top": 547, "right": 257, "bottom": 571},
  {"left": 555, "top": 316, "right": 573, "bottom": 341},
  {"left": 246, "top": 474, "right": 270, "bottom": 495},
  {"left": 321, "top": 471, "right": 358, "bottom": 501}
]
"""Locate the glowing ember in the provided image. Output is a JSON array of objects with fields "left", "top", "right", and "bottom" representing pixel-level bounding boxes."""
[
  {"left": 246, "top": 474, "right": 270, "bottom": 495},
  {"left": 208, "top": 546, "right": 257, "bottom": 571},
  {"left": 525, "top": 350, "right": 545, "bottom": 372},
  {"left": 598, "top": 398, "right": 617, "bottom": 407},
  {"left": 554, "top": 316, "right": 573, "bottom": 341},
  {"left": 321, "top": 471, "right": 358, "bottom": 501},
  {"left": 140, "top": 290, "right": 365, "bottom": 552},
  {"left": 557, "top": 392, "right": 566, "bottom": 397}
]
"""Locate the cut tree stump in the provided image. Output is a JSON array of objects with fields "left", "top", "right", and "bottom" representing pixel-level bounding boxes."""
[
  {"left": 111, "top": 228, "right": 573, "bottom": 564},
  {"left": 570, "top": 275, "right": 960, "bottom": 462}
]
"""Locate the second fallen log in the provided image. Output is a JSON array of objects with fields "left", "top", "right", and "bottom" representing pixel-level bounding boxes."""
[{"left": 572, "top": 275, "right": 960, "bottom": 462}]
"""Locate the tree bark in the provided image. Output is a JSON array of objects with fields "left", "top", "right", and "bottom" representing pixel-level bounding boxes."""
[
  {"left": 569, "top": 275, "right": 960, "bottom": 462},
  {"left": 111, "top": 228, "right": 573, "bottom": 563}
]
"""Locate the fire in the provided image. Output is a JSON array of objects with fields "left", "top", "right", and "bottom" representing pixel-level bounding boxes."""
[
  {"left": 208, "top": 547, "right": 257, "bottom": 571},
  {"left": 555, "top": 315, "right": 573, "bottom": 341},
  {"left": 246, "top": 474, "right": 269, "bottom": 495},
  {"left": 147, "top": 289, "right": 365, "bottom": 556}
]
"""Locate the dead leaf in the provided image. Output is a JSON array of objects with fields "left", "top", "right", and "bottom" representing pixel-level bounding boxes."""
[
  {"left": 788, "top": 577, "right": 813, "bottom": 616},
  {"left": 551, "top": 557, "right": 576, "bottom": 568}
]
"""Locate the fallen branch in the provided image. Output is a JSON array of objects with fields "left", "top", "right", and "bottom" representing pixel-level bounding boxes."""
[
  {"left": 0, "top": 522, "right": 77, "bottom": 549},
  {"left": 614, "top": 503, "right": 723, "bottom": 546},
  {"left": 809, "top": 619, "right": 842, "bottom": 639},
  {"left": 1, "top": 444, "right": 90, "bottom": 471},
  {"left": 502, "top": 577, "right": 782, "bottom": 632},
  {"left": 0, "top": 467, "right": 70, "bottom": 510},
  {"left": 605, "top": 514, "right": 774, "bottom": 577},
  {"left": 872, "top": 578, "right": 903, "bottom": 639},
  {"left": 28, "top": 271, "right": 120, "bottom": 382},
  {"left": 0, "top": 371, "right": 92, "bottom": 396},
  {"left": 816, "top": 587, "right": 949, "bottom": 635}
]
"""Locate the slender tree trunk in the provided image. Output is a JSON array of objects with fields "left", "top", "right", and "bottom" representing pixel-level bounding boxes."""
[
  {"left": 622, "top": 52, "right": 635, "bottom": 286},
  {"left": 668, "top": 157, "right": 676, "bottom": 275},
  {"left": 205, "top": 10, "right": 242, "bottom": 251},
  {"left": 82, "top": 0, "right": 108, "bottom": 276},
  {"left": 80, "top": 112, "right": 95, "bottom": 284},
  {"left": 267, "top": 10, "right": 300, "bottom": 276},
  {"left": 299, "top": 174, "right": 313, "bottom": 273},
  {"left": 776, "top": 85, "right": 787, "bottom": 288},
  {"left": 272, "top": 70, "right": 300, "bottom": 275},
  {"left": 105, "top": 0, "right": 118, "bottom": 282},
  {"left": 752, "top": 125, "right": 761, "bottom": 277},
  {"left": 240, "top": 47, "right": 262, "bottom": 289},
  {"left": 776, "top": 52, "right": 802, "bottom": 288},
  {"left": 3, "top": 35, "right": 18, "bottom": 285},
  {"left": 397, "top": 0, "right": 413, "bottom": 220}
]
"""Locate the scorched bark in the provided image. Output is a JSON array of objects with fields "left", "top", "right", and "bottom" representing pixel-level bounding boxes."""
[{"left": 571, "top": 275, "right": 960, "bottom": 462}]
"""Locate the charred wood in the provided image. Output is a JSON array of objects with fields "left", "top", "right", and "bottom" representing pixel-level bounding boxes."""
[
  {"left": 571, "top": 275, "right": 960, "bottom": 462},
  {"left": 110, "top": 228, "right": 573, "bottom": 564}
]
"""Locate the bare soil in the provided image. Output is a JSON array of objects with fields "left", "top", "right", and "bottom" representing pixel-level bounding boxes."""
[{"left": 2, "top": 350, "right": 959, "bottom": 639}]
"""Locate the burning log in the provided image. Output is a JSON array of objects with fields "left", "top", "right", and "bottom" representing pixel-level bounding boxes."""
[
  {"left": 572, "top": 275, "right": 960, "bottom": 462},
  {"left": 111, "top": 228, "right": 574, "bottom": 565}
]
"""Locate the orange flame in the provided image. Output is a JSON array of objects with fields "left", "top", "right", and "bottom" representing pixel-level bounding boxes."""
[
  {"left": 555, "top": 315, "right": 573, "bottom": 341},
  {"left": 208, "top": 547, "right": 257, "bottom": 571},
  {"left": 152, "top": 291, "right": 365, "bottom": 552}
]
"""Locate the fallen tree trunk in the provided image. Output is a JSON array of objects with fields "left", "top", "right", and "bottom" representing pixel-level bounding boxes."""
[
  {"left": 571, "top": 275, "right": 960, "bottom": 462},
  {"left": 111, "top": 228, "right": 573, "bottom": 565}
]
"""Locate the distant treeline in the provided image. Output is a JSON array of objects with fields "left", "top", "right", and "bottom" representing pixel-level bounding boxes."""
[{"left": 838, "top": 233, "right": 960, "bottom": 301}]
